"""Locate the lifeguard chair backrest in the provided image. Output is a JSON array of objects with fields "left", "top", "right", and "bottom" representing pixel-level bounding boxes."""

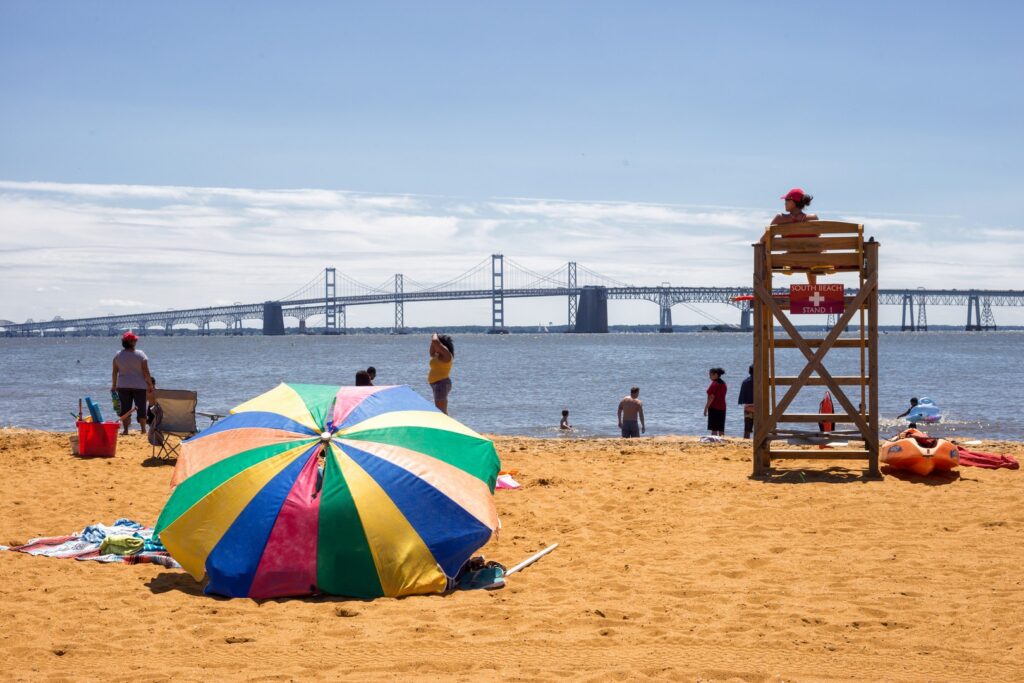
[{"left": 765, "top": 221, "right": 864, "bottom": 275}]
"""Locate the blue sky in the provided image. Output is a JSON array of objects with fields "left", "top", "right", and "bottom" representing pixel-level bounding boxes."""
[{"left": 1, "top": 2, "right": 1022, "bottom": 327}]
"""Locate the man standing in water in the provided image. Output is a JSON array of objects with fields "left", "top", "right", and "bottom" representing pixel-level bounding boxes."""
[{"left": 617, "top": 386, "right": 645, "bottom": 438}]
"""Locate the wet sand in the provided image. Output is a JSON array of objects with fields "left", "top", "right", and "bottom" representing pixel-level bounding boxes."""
[{"left": 1, "top": 428, "right": 1023, "bottom": 681}]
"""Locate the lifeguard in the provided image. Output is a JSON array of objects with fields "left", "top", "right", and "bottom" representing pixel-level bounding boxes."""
[{"left": 770, "top": 188, "right": 826, "bottom": 284}]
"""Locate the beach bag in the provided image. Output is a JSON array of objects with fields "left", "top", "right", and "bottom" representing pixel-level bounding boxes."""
[{"left": 147, "top": 403, "right": 165, "bottom": 447}]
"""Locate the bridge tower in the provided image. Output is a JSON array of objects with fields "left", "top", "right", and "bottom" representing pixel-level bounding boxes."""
[
  {"left": 658, "top": 284, "right": 673, "bottom": 333},
  {"left": 900, "top": 294, "right": 916, "bottom": 331},
  {"left": 489, "top": 254, "right": 508, "bottom": 334},
  {"left": 324, "top": 267, "right": 339, "bottom": 335},
  {"left": 394, "top": 274, "right": 405, "bottom": 334},
  {"left": 567, "top": 261, "right": 578, "bottom": 332},
  {"left": 916, "top": 294, "right": 928, "bottom": 331}
]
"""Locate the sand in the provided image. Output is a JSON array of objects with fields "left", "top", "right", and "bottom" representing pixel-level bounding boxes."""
[{"left": 1, "top": 428, "right": 1023, "bottom": 682}]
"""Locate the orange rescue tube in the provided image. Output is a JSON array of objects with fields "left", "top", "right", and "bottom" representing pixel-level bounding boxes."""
[{"left": 880, "top": 437, "right": 959, "bottom": 476}]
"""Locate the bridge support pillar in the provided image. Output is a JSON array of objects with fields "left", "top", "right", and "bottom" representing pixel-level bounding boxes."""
[
  {"left": 567, "top": 261, "right": 578, "bottom": 332},
  {"left": 740, "top": 306, "right": 751, "bottom": 332},
  {"left": 575, "top": 286, "right": 608, "bottom": 333},
  {"left": 262, "top": 301, "right": 286, "bottom": 335},
  {"left": 970, "top": 296, "right": 995, "bottom": 331},
  {"left": 658, "top": 288, "right": 673, "bottom": 332},
  {"left": 966, "top": 295, "right": 981, "bottom": 331},
  {"left": 299, "top": 319, "right": 307, "bottom": 334},
  {"left": 900, "top": 294, "right": 916, "bottom": 331}
]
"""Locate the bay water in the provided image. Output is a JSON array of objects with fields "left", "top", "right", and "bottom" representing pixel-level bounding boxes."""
[{"left": 1, "top": 332, "right": 1020, "bottom": 441}]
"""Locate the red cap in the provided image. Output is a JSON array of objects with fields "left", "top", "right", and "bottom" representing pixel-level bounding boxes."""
[
  {"left": 781, "top": 188, "right": 806, "bottom": 201},
  {"left": 121, "top": 331, "right": 138, "bottom": 342}
]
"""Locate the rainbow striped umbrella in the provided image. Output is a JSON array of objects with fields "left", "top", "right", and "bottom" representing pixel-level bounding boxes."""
[{"left": 155, "top": 383, "right": 500, "bottom": 599}]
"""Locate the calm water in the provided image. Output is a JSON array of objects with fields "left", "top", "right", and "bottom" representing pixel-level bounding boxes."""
[{"left": 1, "top": 332, "right": 1021, "bottom": 440}]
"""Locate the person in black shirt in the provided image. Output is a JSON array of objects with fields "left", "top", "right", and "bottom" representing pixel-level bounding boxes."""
[{"left": 738, "top": 365, "right": 755, "bottom": 439}]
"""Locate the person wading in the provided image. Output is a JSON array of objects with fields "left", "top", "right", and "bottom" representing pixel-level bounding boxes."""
[
  {"left": 428, "top": 333, "right": 454, "bottom": 414},
  {"left": 617, "top": 386, "right": 645, "bottom": 438}
]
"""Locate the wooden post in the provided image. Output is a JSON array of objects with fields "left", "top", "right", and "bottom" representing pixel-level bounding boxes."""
[
  {"left": 752, "top": 242, "right": 770, "bottom": 476},
  {"left": 865, "top": 240, "right": 881, "bottom": 476},
  {"left": 752, "top": 243, "right": 763, "bottom": 476}
]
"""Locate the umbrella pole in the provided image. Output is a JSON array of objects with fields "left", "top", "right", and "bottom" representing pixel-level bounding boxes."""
[{"left": 505, "top": 543, "right": 558, "bottom": 576}]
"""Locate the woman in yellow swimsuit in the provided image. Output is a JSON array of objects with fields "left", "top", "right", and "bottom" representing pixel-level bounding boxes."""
[{"left": 428, "top": 333, "right": 454, "bottom": 414}]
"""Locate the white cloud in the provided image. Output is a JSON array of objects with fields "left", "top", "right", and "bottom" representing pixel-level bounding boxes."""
[
  {"left": 98, "top": 298, "right": 153, "bottom": 309},
  {"left": 1, "top": 180, "right": 1022, "bottom": 326}
]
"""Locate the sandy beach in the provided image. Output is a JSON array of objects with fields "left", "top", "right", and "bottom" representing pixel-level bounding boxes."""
[{"left": 1, "top": 428, "right": 1023, "bottom": 682}]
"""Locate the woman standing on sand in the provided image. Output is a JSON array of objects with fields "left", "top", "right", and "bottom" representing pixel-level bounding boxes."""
[
  {"left": 704, "top": 367, "right": 728, "bottom": 437},
  {"left": 111, "top": 331, "right": 154, "bottom": 435},
  {"left": 428, "top": 333, "right": 454, "bottom": 414}
]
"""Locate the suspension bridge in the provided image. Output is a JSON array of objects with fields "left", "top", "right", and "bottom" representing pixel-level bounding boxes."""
[{"left": 2, "top": 255, "right": 1022, "bottom": 336}]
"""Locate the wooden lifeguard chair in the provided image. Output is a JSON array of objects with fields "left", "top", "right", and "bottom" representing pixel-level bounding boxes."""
[{"left": 752, "top": 221, "right": 880, "bottom": 477}]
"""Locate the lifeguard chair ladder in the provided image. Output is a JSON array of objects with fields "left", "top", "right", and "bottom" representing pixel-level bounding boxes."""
[{"left": 752, "top": 221, "right": 880, "bottom": 477}]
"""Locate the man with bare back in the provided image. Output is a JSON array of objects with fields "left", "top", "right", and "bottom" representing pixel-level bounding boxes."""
[{"left": 617, "top": 386, "right": 645, "bottom": 438}]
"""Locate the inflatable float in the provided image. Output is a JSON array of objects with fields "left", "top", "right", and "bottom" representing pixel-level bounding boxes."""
[
  {"left": 881, "top": 428, "right": 959, "bottom": 475},
  {"left": 904, "top": 397, "right": 941, "bottom": 424},
  {"left": 819, "top": 391, "right": 834, "bottom": 432}
]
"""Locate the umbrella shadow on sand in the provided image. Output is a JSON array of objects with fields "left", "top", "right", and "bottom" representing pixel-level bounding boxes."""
[
  {"left": 146, "top": 571, "right": 209, "bottom": 598},
  {"left": 143, "top": 572, "right": 463, "bottom": 608}
]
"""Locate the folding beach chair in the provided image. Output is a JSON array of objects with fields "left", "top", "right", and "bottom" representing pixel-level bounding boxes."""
[{"left": 149, "top": 389, "right": 198, "bottom": 460}]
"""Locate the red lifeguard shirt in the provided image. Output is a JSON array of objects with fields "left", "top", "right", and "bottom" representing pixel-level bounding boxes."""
[{"left": 707, "top": 381, "right": 728, "bottom": 411}]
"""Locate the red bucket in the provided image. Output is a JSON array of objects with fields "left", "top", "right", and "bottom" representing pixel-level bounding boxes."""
[{"left": 76, "top": 421, "right": 119, "bottom": 458}]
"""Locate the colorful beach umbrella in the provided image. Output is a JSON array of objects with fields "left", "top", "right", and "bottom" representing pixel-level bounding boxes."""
[{"left": 155, "top": 383, "right": 501, "bottom": 599}]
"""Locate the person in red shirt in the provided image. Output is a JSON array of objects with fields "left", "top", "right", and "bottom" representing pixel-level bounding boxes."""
[{"left": 704, "top": 367, "right": 728, "bottom": 436}]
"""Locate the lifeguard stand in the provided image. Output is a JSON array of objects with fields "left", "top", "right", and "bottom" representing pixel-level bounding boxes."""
[{"left": 752, "top": 221, "right": 880, "bottom": 477}]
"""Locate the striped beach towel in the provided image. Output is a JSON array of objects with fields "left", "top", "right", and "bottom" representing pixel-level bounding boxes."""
[{"left": 1, "top": 523, "right": 181, "bottom": 570}]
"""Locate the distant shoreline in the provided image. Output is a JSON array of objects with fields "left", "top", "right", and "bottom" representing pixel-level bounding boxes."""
[{"left": 5, "top": 324, "right": 1023, "bottom": 337}]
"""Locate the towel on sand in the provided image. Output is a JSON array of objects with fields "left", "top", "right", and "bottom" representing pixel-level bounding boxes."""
[
  {"left": 957, "top": 447, "right": 1020, "bottom": 470},
  {"left": 0, "top": 520, "right": 180, "bottom": 569}
]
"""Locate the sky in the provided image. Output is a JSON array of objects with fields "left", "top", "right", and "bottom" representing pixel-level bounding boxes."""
[{"left": 1, "top": 1, "right": 1022, "bottom": 328}]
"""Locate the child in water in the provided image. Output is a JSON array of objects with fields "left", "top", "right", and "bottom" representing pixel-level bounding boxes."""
[
  {"left": 559, "top": 409, "right": 572, "bottom": 430},
  {"left": 896, "top": 397, "right": 920, "bottom": 419}
]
